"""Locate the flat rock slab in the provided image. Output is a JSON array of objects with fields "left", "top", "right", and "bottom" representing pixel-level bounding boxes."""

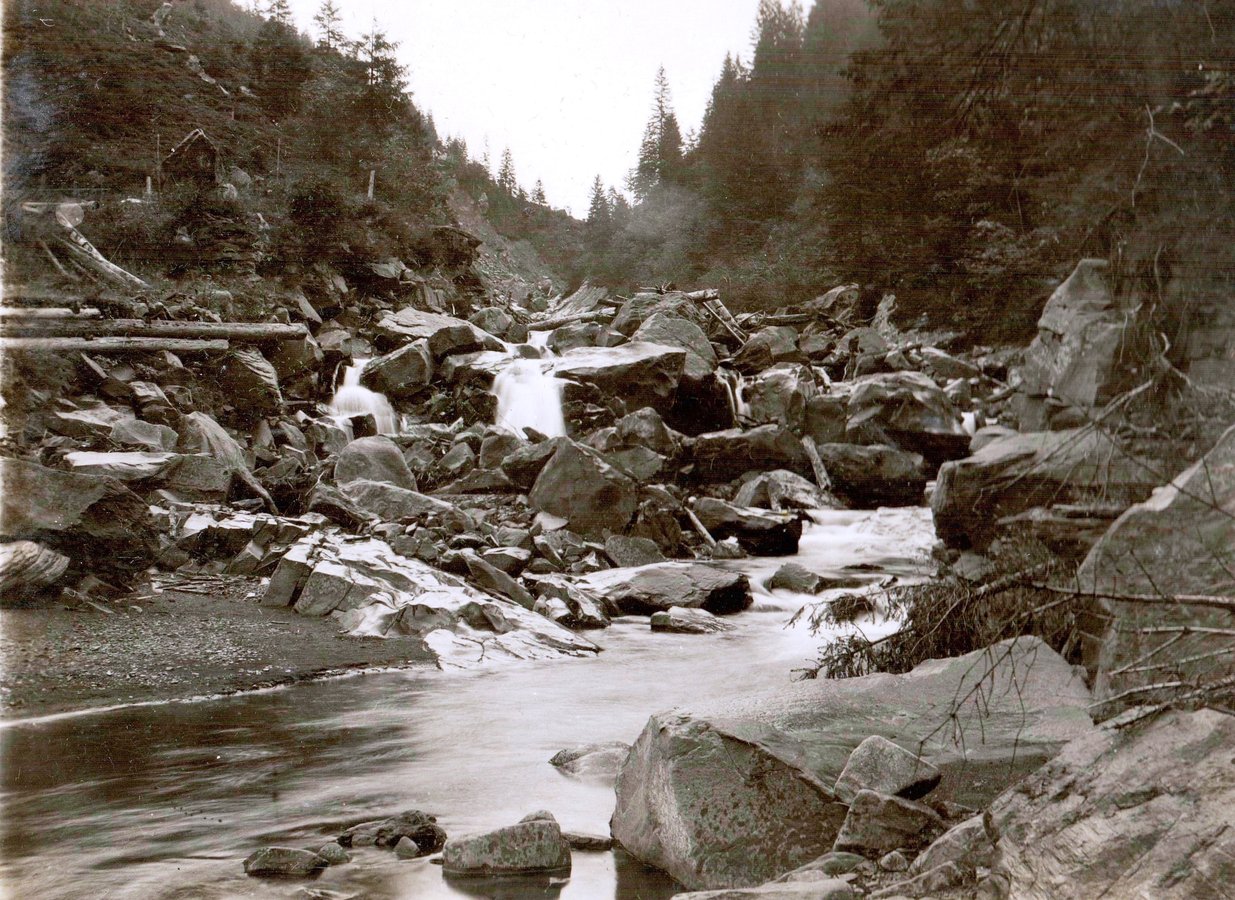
[{"left": 611, "top": 637, "right": 1093, "bottom": 891}]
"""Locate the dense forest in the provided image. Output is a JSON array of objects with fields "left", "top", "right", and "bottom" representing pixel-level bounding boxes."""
[{"left": 4, "top": 0, "right": 1234, "bottom": 345}]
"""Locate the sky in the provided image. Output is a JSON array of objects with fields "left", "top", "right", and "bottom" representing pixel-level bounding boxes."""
[{"left": 284, "top": 0, "right": 765, "bottom": 216}]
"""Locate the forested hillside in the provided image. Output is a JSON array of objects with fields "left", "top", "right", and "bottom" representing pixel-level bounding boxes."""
[{"left": 585, "top": 0, "right": 1235, "bottom": 344}]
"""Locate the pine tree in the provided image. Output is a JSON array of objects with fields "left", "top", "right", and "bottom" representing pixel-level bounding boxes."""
[
  {"left": 265, "top": 0, "right": 292, "bottom": 26},
  {"left": 628, "top": 66, "right": 685, "bottom": 201},
  {"left": 532, "top": 180, "right": 547, "bottom": 205},
  {"left": 587, "top": 175, "right": 610, "bottom": 225},
  {"left": 312, "top": 0, "right": 345, "bottom": 51},
  {"left": 497, "top": 148, "right": 517, "bottom": 194}
]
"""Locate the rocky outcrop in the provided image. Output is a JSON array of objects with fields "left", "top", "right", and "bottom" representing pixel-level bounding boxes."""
[
  {"left": 580, "top": 562, "right": 752, "bottom": 615},
  {"left": 1014, "top": 259, "right": 1142, "bottom": 429},
  {"left": 931, "top": 429, "right": 1161, "bottom": 550},
  {"left": 528, "top": 440, "right": 639, "bottom": 536},
  {"left": 1076, "top": 422, "right": 1235, "bottom": 711},
  {"left": 552, "top": 342, "right": 687, "bottom": 415},
  {"left": 691, "top": 426, "right": 810, "bottom": 483},
  {"left": 263, "top": 534, "right": 599, "bottom": 668},
  {"left": 987, "top": 709, "right": 1235, "bottom": 899},
  {"left": 442, "top": 810, "right": 572, "bottom": 877},
  {"left": 610, "top": 638, "right": 1093, "bottom": 891},
  {"left": 0, "top": 458, "right": 159, "bottom": 588},
  {"left": 815, "top": 444, "right": 926, "bottom": 508}
]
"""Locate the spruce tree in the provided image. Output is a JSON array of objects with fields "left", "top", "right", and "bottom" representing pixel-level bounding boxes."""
[
  {"left": 265, "top": 0, "right": 292, "bottom": 26},
  {"left": 532, "top": 180, "right": 547, "bottom": 205},
  {"left": 498, "top": 148, "right": 517, "bottom": 194},
  {"left": 587, "top": 175, "right": 610, "bottom": 225},
  {"left": 628, "top": 66, "right": 684, "bottom": 201},
  {"left": 312, "top": 0, "right": 345, "bottom": 51}
]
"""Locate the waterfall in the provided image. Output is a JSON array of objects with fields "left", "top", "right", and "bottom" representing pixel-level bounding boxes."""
[
  {"left": 329, "top": 359, "right": 398, "bottom": 434},
  {"left": 492, "top": 359, "right": 566, "bottom": 438}
]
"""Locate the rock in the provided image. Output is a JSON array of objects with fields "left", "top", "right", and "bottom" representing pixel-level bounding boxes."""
[
  {"left": 0, "top": 541, "right": 70, "bottom": 602},
  {"left": 499, "top": 436, "right": 567, "bottom": 490},
  {"left": 735, "top": 470, "right": 833, "bottom": 512},
  {"left": 918, "top": 347, "right": 980, "bottom": 380},
  {"left": 907, "top": 815, "right": 993, "bottom": 876},
  {"left": 531, "top": 578, "right": 613, "bottom": 629},
  {"left": 738, "top": 363, "right": 819, "bottom": 431},
  {"left": 580, "top": 562, "right": 751, "bottom": 615},
  {"left": 776, "top": 851, "right": 868, "bottom": 879},
  {"left": 552, "top": 342, "right": 687, "bottom": 416},
  {"left": 613, "top": 406, "right": 678, "bottom": 455},
  {"left": 692, "top": 426, "right": 810, "bottom": 483},
  {"left": 814, "top": 443, "right": 926, "bottom": 509},
  {"left": 1076, "top": 422, "right": 1235, "bottom": 711},
  {"left": 605, "top": 446, "right": 667, "bottom": 481},
  {"left": 469, "top": 306, "right": 514, "bottom": 338},
  {"left": 548, "top": 321, "right": 604, "bottom": 352},
  {"left": 441, "top": 812, "right": 571, "bottom": 876},
  {"left": 803, "top": 395, "right": 847, "bottom": 445},
  {"left": 692, "top": 498, "right": 802, "bottom": 556},
  {"left": 931, "top": 429, "right": 1160, "bottom": 550},
  {"left": 176, "top": 412, "right": 247, "bottom": 471},
  {"left": 767, "top": 563, "right": 827, "bottom": 595},
  {"left": 220, "top": 349, "right": 282, "bottom": 418},
  {"left": 603, "top": 534, "right": 666, "bottom": 568},
  {"left": 632, "top": 312, "right": 717, "bottom": 379},
  {"left": 63, "top": 450, "right": 179, "bottom": 483},
  {"left": 610, "top": 291, "right": 712, "bottom": 337},
  {"left": 481, "top": 546, "right": 531, "bottom": 575},
  {"left": 832, "top": 790, "right": 944, "bottom": 858},
  {"left": 563, "top": 832, "right": 613, "bottom": 851},
  {"left": 478, "top": 432, "right": 525, "bottom": 469},
  {"left": 341, "top": 480, "right": 451, "bottom": 521},
  {"left": 833, "top": 735, "right": 941, "bottom": 803},
  {"left": 243, "top": 847, "right": 328, "bottom": 879},
  {"left": 845, "top": 372, "right": 968, "bottom": 466},
  {"left": 316, "top": 843, "right": 350, "bottom": 866},
  {"left": 732, "top": 326, "right": 802, "bottom": 375},
  {"left": 988, "top": 708, "right": 1235, "bottom": 899},
  {"left": 871, "top": 861, "right": 966, "bottom": 898},
  {"left": 1014, "top": 259, "right": 1141, "bottom": 429},
  {"left": 672, "top": 882, "right": 855, "bottom": 899},
  {"left": 650, "top": 607, "right": 736, "bottom": 634},
  {"left": 393, "top": 836, "right": 422, "bottom": 859},
  {"left": 270, "top": 334, "right": 324, "bottom": 382},
  {"left": 878, "top": 850, "right": 910, "bottom": 872},
  {"left": 464, "top": 551, "right": 535, "bottom": 608},
  {"left": 374, "top": 308, "right": 503, "bottom": 359},
  {"left": 360, "top": 340, "right": 433, "bottom": 400},
  {"left": 110, "top": 418, "right": 179, "bottom": 452},
  {"left": 334, "top": 436, "right": 416, "bottom": 490},
  {"left": 549, "top": 742, "right": 631, "bottom": 782},
  {"left": 340, "top": 809, "right": 447, "bottom": 853},
  {"left": 969, "top": 424, "right": 1018, "bottom": 452},
  {"left": 610, "top": 637, "right": 1093, "bottom": 891},
  {"left": 49, "top": 402, "right": 137, "bottom": 440},
  {"left": 528, "top": 440, "right": 639, "bottom": 537},
  {"left": 0, "top": 458, "right": 158, "bottom": 588},
  {"left": 264, "top": 534, "right": 599, "bottom": 668}
]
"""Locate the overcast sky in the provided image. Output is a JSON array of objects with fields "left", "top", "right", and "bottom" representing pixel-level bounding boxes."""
[{"left": 284, "top": 0, "right": 764, "bottom": 216}]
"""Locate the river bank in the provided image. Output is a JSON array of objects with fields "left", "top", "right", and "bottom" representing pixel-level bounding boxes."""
[{"left": 0, "top": 577, "right": 433, "bottom": 720}]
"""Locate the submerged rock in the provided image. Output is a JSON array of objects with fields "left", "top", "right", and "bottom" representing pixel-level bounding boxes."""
[
  {"left": 650, "top": 606, "right": 736, "bottom": 634},
  {"left": 610, "top": 637, "right": 1092, "bottom": 891},
  {"left": 549, "top": 742, "right": 631, "bottom": 782},
  {"left": 243, "top": 847, "right": 328, "bottom": 879},
  {"left": 340, "top": 809, "right": 446, "bottom": 854}
]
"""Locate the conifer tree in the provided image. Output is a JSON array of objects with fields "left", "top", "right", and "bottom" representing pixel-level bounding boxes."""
[
  {"left": 497, "top": 148, "right": 517, "bottom": 194},
  {"left": 532, "top": 180, "right": 547, "bottom": 205},
  {"left": 265, "top": 0, "right": 292, "bottom": 26},
  {"left": 628, "top": 66, "right": 684, "bottom": 201},
  {"left": 312, "top": 0, "right": 345, "bottom": 51},
  {"left": 587, "top": 175, "right": 610, "bottom": 225},
  {"left": 353, "top": 23, "right": 409, "bottom": 131}
]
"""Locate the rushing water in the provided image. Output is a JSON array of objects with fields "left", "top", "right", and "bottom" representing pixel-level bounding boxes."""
[
  {"left": 330, "top": 359, "right": 399, "bottom": 435},
  {"left": 492, "top": 358, "right": 567, "bottom": 439},
  {"left": 0, "top": 508, "right": 934, "bottom": 899}
]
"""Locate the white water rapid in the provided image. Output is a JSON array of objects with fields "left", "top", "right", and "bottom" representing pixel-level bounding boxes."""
[
  {"left": 329, "top": 359, "right": 398, "bottom": 434},
  {"left": 492, "top": 358, "right": 567, "bottom": 438}
]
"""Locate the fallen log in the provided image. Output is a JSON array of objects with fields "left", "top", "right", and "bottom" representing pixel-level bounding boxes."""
[
  {"left": 0, "top": 306, "right": 102, "bottom": 319},
  {"left": 528, "top": 308, "right": 615, "bottom": 332},
  {"left": 0, "top": 337, "right": 229, "bottom": 353},
  {"left": 1, "top": 319, "right": 308, "bottom": 341}
]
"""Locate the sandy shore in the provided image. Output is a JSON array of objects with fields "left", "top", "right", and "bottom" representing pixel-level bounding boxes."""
[{"left": 0, "top": 576, "right": 433, "bottom": 719}]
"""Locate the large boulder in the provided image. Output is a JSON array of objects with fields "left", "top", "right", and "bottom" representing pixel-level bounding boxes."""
[
  {"left": 1014, "top": 259, "right": 1142, "bottom": 429},
  {"left": 732, "top": 326, "right": 802, "bottom": 375},
  {"left": 374, "top": 307, "right": 503, "bottom": 359},
  {"left": 737, "top": 364, "right": 819, "bottom": 431},
  {"left": 815, "top": 443, "right": 927, "bottom": 509},
  {"left": 579, "top": 562, "right": 752, "bottom": 615},
  {"left": 219, "top": 349, "right": 282, "bottom": 418},
  {"left": 988, "top": 708, "right": 1235, "bottom": 899},
  {"left": 1076, "top": 423, "right": 1235, "bottom": 712},
  {"left": 263, "top": 534, "right": 599, "bottom": 668},
  {"left": 360, "top": 339, "right": 433, "bottom": 400},
  {"left": 610, "top": 637, "right": 1093, "bottom": 891},
  {"left": 632, "top": 312, "right": 718, "bottom": 380},
  {"left": 341, "top": 480, "right": 450, "bottom": 521},
  {"left": 845, "top": 372, "right": 968, "bottom": 467},
  {"left": 610, "top": 291, "right": 712, "bottom": 337},
  {"left": 691, "top": 426, "right": 810, "bottom": 483},
  {"left": 0, "top": 541, "right": 71, "bottom": 602},
  {"left": 552, "top": 342, "right": 686, "bottom": 415},
  {"left": 735, "top": 470, "right": 833, "bottom": 512},
  {"left": 0, "top": 458, "right": 159, "bottom": 588},
  {"left": 333, "top": 435, "right": 416, "bottom": 490},
  {"left": 931, "top": 429, "right": 1161, "bottom": 550},
  {"left": 692, "top": 498, "right": 802, "bottom": 556},
  {"left": 442, "top": 811, "right": 572, "bottom": 877},
  {"left": 62, "top": 451, "right": 180, "bottom": 483},
  {"left": 528, "top": 440, "right": 639, "bottom": 536}
]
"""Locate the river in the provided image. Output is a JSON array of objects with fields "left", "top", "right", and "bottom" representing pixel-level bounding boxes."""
[{"left": 0, "top": 507, "right": 934, "bottom": 899}]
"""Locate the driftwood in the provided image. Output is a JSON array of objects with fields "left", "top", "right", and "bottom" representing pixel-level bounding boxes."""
[
  {"left": 1, "top": 318, "right": 309, "bottom": 341},
  {"left": 0, "top": 337, "right": 229, "bottom": 353},
  {"left": 800, "top": 436, "right": 834, "bottom": 492},
  {"left": 0, "top": 306, "right": 102, "bottom": 319},
  {"left": 530, "top": 308, "right": 615, "bottom": 332}
]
